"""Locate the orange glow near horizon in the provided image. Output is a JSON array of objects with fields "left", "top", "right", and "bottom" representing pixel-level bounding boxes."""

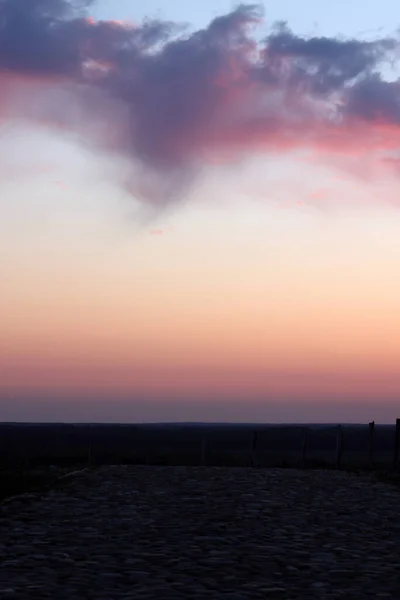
[{"left": 2, "top": 122, "right": 400, "bottom": 421}]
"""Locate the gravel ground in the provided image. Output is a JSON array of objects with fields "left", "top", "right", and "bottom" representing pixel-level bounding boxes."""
[{"left": 0, "top": 466, "right": 399, "bottom": 599}]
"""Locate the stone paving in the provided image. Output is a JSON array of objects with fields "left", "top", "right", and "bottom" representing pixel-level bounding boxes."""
[{"left": 0, "top": 466, "right": 399, "bottom": 599}]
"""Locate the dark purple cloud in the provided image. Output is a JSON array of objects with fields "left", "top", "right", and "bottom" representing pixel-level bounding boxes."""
[
  {"left": 264, "top": 21, "right": 397, "bottom": 93},
  {"left": 0, "top": 0, "right": 400, "bottom": 203}
]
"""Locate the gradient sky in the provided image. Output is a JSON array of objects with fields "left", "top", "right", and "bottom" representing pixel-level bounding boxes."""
[{"left": 1, "top": 0, "right": 400, "bottom": 423}]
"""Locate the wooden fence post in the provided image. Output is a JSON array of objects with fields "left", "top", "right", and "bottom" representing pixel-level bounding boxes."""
[
  {"left": 301, "top": 427, "right": 308, "bottom": 468},
  {"left": 335, "top": 425, "right": 343, "bottom": 470},
  {"left": 200, "top": 436, "right": 207, "bottom": 466},
  {"left": 393, "top": 418, "right": 400, "bottom": 470},
  {"left": 88, "top": 444, "right": 92, "bottom": 467},
  {"left": 249, "top": 431, "right": 258, "bottom": 467},
  {"left": 368, "top": 421, "right": 375, "bottom": 469}
]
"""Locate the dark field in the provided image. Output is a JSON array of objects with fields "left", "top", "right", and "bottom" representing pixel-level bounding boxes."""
[
  {"left": 0, "top": 421, "right": 397, "bottom": 469},
  {"left": 0, "top": 422, "right": 399, "bottom": 501}
]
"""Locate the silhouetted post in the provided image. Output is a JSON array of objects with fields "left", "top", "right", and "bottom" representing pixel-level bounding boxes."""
[
  {"left": 393, "top": 418, "right": 400, "bottom": 470},
  {"left": 301, "top": 427, "right": 308, "bottom": 468},
  {"left": 249, "top": 431, "right": 258, "bottom": 467},
  {"left": 368, "top": 421, "right": 375, "bottom": 469},
  {"left": 88, "top": 444, "right": 92, "bottom": 467},
  {"left": 335, "top": 425, "right": 343, "bottom": 469},
  {"left": 200, "top": 436, "right": 207, "bottom": 466}
]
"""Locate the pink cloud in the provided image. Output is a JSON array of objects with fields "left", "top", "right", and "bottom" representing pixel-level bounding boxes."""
[{"left": 0, "top": 2, "right": 400, "bottom": 204}]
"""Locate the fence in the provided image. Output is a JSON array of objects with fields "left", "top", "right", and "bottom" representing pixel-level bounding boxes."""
[
  {"left": 197, "top": 418, "right": 400, "bottom": 471},
  {"left": 2, "top": 419, "right": 400, "bottom": 471},
  {"left": 88, "top": 418, "right": 400, "bottom": 470}
]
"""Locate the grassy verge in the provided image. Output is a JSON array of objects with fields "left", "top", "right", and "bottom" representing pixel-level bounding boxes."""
[
  {"left": 0, "top": 465, "right": 89, "bottom": 503},
  {"left": 366, "top": 469, "right": 400, "bottom": 489},
  {"left": 1, "top": 456, "right": 398, "bottom": 503}
]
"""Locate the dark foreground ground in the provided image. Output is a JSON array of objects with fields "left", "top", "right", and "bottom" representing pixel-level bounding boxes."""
[{"left": 1, "top": 465, "right": 400, "bottom": 599}]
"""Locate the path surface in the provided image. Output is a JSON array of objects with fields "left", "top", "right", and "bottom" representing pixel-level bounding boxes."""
[{"left": 0, "top": 466, "right": 399, "bottom": 599}]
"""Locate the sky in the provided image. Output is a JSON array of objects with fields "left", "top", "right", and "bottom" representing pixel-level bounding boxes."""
[{"left": 1, "top": 0, "right": 400, "bottom": 423}]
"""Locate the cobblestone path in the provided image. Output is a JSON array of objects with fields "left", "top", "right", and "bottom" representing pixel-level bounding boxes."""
[{"left": 0, "top": 466, "right": 399, "bottom": 599}]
